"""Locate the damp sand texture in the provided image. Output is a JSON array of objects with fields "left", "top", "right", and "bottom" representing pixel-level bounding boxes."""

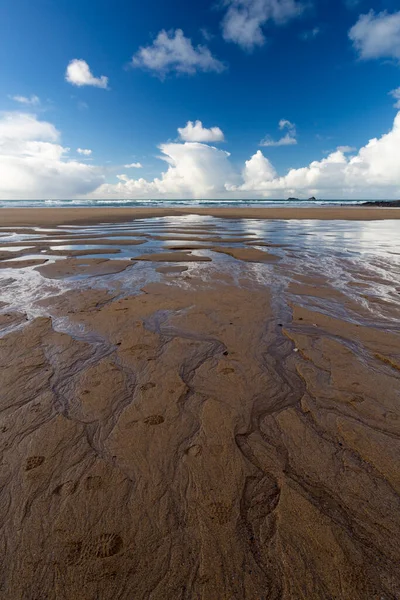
[{"left": 0, "top": 213, "right": 400, "bottom": 600}]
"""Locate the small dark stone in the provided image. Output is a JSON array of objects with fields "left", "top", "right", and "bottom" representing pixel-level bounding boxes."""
[
  {"left": 278, "top": 323, "right": 283, "bottom": 327},
  {"left": 223, "top": 351, "right": 229, "bottom": 356}
]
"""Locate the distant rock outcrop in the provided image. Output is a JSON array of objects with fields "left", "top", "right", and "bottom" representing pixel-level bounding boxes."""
[{"left": 362, "top": 200, "right": 400, "bottom": 207}]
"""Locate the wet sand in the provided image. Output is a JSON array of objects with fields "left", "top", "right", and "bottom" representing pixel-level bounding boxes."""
[
  {"left": 0, "top": 215, "right": 400, "bottom": 599},
  {"left": 1, "top": 205, "right": 400, "bottom": 226}
]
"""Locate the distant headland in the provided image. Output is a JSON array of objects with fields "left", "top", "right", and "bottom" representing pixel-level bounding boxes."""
[{"left": 361, "top": 200, "right": 400, "bottom": 207}]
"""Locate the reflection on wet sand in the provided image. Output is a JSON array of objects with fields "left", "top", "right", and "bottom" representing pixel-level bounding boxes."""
[{"left": 0, "top": 215, "right": 399, "bottom": 599}]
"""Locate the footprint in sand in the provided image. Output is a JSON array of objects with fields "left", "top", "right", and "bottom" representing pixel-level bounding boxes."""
[
  {"left": 221, "top": 367, "right": 235, "bottom": 375},
  {"left": 84, "top": 475, "right": 103, "bottom": 490},
  {"left": 207, "top": 502, "right": 233, "bottom": 525},
  {"left": 25, "top": 456, "right": 45, "bottom": 471},
  {"left": 140, "top": 382, "right": 156, "bottom": 392},
  {"left": 66, "top": 533, "right": 123, "bottom": 565},
  {"left": 186, "top": 445, "right": 202, "bottom": 457},
  {"left": 143, "top": 415, "right": 164, "bottom": 425},
  {"left": 52, "top": 480, "right": 78, "bottom": 496},
  {"left": 91, "top": 533, "right": 123, "bottom": 558}
]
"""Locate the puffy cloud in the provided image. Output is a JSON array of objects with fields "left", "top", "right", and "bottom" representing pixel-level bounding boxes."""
[
  {"left": 4, "top": 112, "right": 400, "bottom": 202},
  {"left": 0, "top": 112, "right": 58, "bottom": 147},
  {"left": 260, "top": 119, "right": 297, "bottom": 147},
  {"left": 231, "top": 111, "right": 400, "bottom": 198},
  {"left": 240, "top": 150, "right": 277, "bottom": 188},
  {"left": 221, "top": 0, "right": 305, "bottom": 51},
  {"left": 0, "top": 112, "right": 103, "bottom": 199},
  {"left": 77, "top": 148, "right": 92, "bottom": 156},
  {"left": 9, "top": 95, "right": 40, "bottom": 106},
  {"left": 95, "top": 142, "right": 237, "bottom": 199},
  {"left": 390, "top": 87, "right": 400, "bottom": 109},
  {"left": 349, "top": 10, "right": 400, "bottom": 61},
  {"left": 131, "top": 29, "right": 226, "bottom": 76},
  {"left": 124, "top": 162, "right": 143, "bottom": 168},
  {"left": 178, "top": 120, "right": 225, "bottom": 142},
  {"left": 65, "top": 59, "right": 109, "bottom": 88}
]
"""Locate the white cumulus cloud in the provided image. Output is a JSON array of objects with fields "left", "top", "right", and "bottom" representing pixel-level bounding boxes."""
[
  {"left": 9, "top": 95, "right": 40, "bottom": 106},
  {"left": 94, "top": 142, "right": 236, "bottom": 199},
  {"left": 124, "top": 162, "right": 143, "bottom": 168},
  {"left": 241, "top": 150, "right": 277, "bottom": 188},
  {"left": 178, "top": 120, "right": 225, "bottom": 142},
  {"left": 65, "top": 59, "right": 109, "bottom": 88},
  {"left": 221, "top": 0, "right": 305, "bottom": 51},
  {"left": 131, "top": 29, "right": 226, "bottom": 76},
  {"left": 4, "top": 113, "right": 400, "bottom": 202},
  {"left": 231, "top": 111, "right": 400, "bottom": 198},
  {"left": 77, "top": 148, "right": 92, "bottom": 156},
  {"left": 349, "top": 10, "right": 400, "bottom": 61},
  {"left": 260, "top": 119, "right": 297, "bottom": 147},
  {"left": 0, "top": 112, "right": 103, "bottom": 199}
]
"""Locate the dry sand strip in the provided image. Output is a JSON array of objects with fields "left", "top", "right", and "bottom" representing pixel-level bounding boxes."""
[
  {"left": 0, "top": 258, "right": 49, "bottom": 269},
  {"left": 156, "top": 265, "right": 189, "bottom": 273},
  {"left": 36, "top": 258, "right": 135, "bottom": 279},
  {"left": 48, "top": 248, "right": 122, "bottom": 257},
  {"left": 153, "top": 235, "right": 260, "bottom": 243},
  {"left": 211, "top": 246, "right": 280, "bottom": 262},
  {"left": 1, "top": 205, "right": 400, "bottom": 226},
  {"left": 3, "top": 238, "right": 147, "bottom": 247},
  {"left": 134, "top": 251, "right": 212, "bottom": 262}
]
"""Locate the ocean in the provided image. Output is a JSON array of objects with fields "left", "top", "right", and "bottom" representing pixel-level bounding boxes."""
[{"left": 0, "top": 198, "right": 373, "bottom": 208}]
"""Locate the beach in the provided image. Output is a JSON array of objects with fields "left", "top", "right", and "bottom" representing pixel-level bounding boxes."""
[
  {"left": 1, "top": 205, "right": 400, "bottom": 227},
  {"left": 0, "top": 208, "right": 400, "bottom": 599}
]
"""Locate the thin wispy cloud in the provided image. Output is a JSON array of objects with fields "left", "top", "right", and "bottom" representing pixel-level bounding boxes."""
[
  {"left": 390, "top": 87, "right": 400, "bottom": 108},
  {"left": 77, "top": 148, "right": 92, "bottom": 156},
  {"left": 124, "top": 162, "right": 143, "bottom": 168},
  {"left": 260, "top": 119, "right": 297, "bottom": 147},
  {"left": 9, "top": 94, "right": 40, "bottom": 106},
  {"left": 66, "top": 59, "right": 109, "bottom": 88},
  {"left": 132, "top": 29, "right": 226, "bottom": 77},
  {"left": 337, "top": 145, "right": 356, "bottom": 153},
  {"left": 344, "top": 0, "right": 362, "bottom": 9},
  {"left": 300, "top": 27, "right": 320, "bottom": 41}
]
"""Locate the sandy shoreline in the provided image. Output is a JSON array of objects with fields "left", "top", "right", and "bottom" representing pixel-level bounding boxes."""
[
  {"left": 0, "top": 216, "right": 400, "bottom": 598},
  {"left": 1, "top": 205, "right": 400, "bottom": 226}
]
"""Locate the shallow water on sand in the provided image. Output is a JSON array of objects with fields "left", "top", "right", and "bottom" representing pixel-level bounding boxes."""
[{"left": 0, "top": 216, "right": 399, "bottom": 326}]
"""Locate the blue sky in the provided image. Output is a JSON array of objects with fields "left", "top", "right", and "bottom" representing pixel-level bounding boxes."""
[{"left": 1, "top": 0, "right": 400, "bottom": 199}]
